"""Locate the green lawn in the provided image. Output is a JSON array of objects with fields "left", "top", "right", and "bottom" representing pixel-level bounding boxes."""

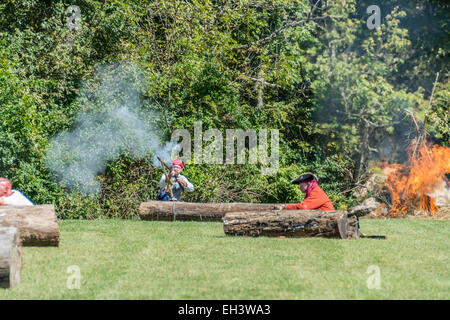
[{"left": 1, "top": 219, "right": 449, "bottom": 299}]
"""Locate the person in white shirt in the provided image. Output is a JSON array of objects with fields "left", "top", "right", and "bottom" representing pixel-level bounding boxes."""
[
  {"left": 157, "top": 159, "right": 194, "bottom": 201},
  {"left": 0, "top": 178, "right": 34, "bottom": 206}
]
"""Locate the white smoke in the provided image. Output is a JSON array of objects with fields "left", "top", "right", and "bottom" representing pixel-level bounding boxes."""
[
  {"left": 45, "top": 62, "right": 180, "bottom": 194},
  {"left": 152, "top": 141, "right": 182, "bottom": 169},
  {"left": 428, "top": 179, "right": 450, "bottom": 207}
]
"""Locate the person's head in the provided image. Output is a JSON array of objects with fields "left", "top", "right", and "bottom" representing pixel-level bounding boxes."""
[
  {"left": 299, "top": 180, "right": 311, "bottom": 193},
  {"left": 170, "top": 159, "right": 184, "bottom": 176},
  {"left": 290, "top": 173, "right": 318, "bottom": 194},
  {"left": 0, "top": 178, "right": 12, "bottom": 197}
]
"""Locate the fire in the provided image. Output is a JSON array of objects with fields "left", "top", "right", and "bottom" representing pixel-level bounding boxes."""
[{"left": 380, "top": 143, "right": 450, "bottom": 216}]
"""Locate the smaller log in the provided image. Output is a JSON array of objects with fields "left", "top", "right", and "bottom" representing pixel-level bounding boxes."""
[
  {"left": 0, "top": 227, "right": 22, "bottom": 288},
  {"left": 347, "top": 197, "right": 381, "bottom": 218},
  {"left": 0, "top": 205, "right": 60, "bottom": 246},
  {"left": 223, "top": 210, "right": 360, "bottom": 239},
  {"left": 139, "top": 201, "right": 281, "bottom": 221}
]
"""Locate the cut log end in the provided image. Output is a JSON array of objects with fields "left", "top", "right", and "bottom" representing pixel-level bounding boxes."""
[{"left": 0, "top": 227, "right": 22, "bottom": 289}]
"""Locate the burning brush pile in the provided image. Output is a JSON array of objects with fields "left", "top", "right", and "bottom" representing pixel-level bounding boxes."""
[{"left": 374, "top": 143, "right": 450, "bottom": 217}]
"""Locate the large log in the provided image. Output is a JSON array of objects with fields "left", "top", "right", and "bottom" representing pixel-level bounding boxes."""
[
  {"left": 139, "top": 201, "right": 281, "bottom": 221},
  {"left": 0, "top": 205, "right": 60, "bottom": 246},
  {"left": 0, "top": 227, "right": 22, "bottom": 288},
  {"left": 223, "top": 210, "right": 361, "bottom": 239}
]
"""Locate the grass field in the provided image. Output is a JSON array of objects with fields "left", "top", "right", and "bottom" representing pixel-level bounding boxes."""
[{"left": 0, "top": 219, "right": 449, "bottom": 299}]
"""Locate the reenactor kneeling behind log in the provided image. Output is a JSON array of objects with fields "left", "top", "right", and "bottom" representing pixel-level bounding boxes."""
[{"left": 281, "top": 172, "right": 335, "bottom": 211}]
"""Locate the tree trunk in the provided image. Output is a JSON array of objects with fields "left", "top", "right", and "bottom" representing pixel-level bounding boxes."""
[
  {"left": 256, "top": 69, "right": 264, "bottom": 108},
  {"left": 139, "top": 201, "right": 281, "bottom": 221},
  {"left": 355, "top": 121, "right": 370, "bottom": 184},
  {"left": 0, "top": 205, "right": 60, "bottom": 246},
  {"left": 223, "top": 210, "right": 361, "bottom": 239},
  {"left": 0, "top": 227, "right": 22, "bottom": 288}
]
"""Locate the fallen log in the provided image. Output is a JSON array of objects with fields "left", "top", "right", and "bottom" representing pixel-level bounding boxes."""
[
  {"left": 223, "top": 210, "right": 361, "bottom": 239},
  {"left": 139, "top": 201, "right": 281, "bottom": 221},
  {"left": 0, "top": 227, "right": 22, "bottom": 288},
  {"left": 0, "top": 205, "right": 60, "bottom": 246},
  {"left": 347, "top": 197, "right": 381, "bottom": 218}
]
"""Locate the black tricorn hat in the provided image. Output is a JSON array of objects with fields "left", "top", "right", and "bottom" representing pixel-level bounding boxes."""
[{"left": 291, "top": 172, "right": 318, "bottom": 184}]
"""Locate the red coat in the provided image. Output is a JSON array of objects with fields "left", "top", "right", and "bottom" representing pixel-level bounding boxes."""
[{"left": 285, "top": 185, "right": 335, "bottom": 211}]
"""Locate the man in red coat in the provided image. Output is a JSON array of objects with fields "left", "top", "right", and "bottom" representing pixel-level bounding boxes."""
[{"left": 282, "top": 173, "right": 335, "bottom": 211}]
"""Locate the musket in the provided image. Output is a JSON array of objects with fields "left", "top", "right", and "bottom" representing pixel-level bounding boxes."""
[{"left": 157, "top": 156, "right": 175, "bottom": 199}]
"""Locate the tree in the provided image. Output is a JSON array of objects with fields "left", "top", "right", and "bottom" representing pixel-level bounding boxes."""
[{"left": 312, "top": 2, "right": 424, "bottom": 183}]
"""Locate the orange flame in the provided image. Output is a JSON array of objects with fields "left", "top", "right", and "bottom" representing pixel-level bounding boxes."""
[{"left": 381, "top": 143, "right": 450, "bottom": 216}]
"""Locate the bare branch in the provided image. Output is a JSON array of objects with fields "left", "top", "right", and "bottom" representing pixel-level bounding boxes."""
[
  {"left": 239, "top": 74, "right": 281, "bottom": 88},
  {"left": 237, "top": 14, "right": 342, "bottom": 50}
]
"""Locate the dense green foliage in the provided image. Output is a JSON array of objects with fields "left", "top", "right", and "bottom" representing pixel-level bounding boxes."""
[{"left": 0, "top": 0, "right": 448, "bottom": 218}]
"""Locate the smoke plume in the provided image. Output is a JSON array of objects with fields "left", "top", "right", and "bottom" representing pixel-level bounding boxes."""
[{"left": 45, "top": 62, "right": 180, "bottom": 194}]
